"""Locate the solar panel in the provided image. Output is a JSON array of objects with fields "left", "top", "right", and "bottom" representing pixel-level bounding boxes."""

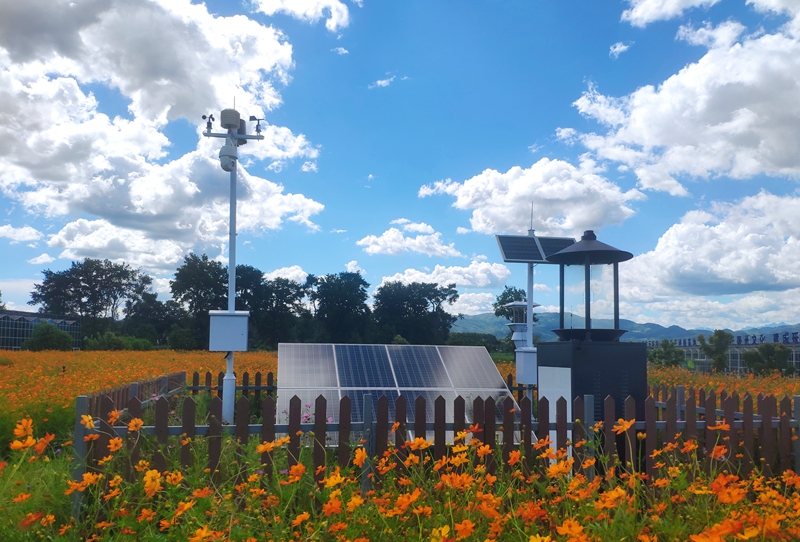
[
  {"left": 538, "top": 237, "right": 577, "bottom": 258},
  {"left": 496, "top": 235, "right": 544, "bottom": 262},
  {"left": 335, "top": 344, "right": 395, "bottom": 387},
  {"left": 276, "top": 343, "right": 516, "bottom": 430},
  {"left": 388, "top": 345, "right": 451, "bottom": 388},
  {"left": 342, "top": 389, "right": 399, "bottom": 423},
  {"left": 437, "top": 346, "right": 506, "bottom": 389},
  {"left": 277, "top": 343, "right": 337, "bottom": 387}
]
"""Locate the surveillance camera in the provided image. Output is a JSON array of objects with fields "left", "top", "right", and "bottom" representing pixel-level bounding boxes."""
[{"left": 219, "top": 143, "right": 237, "bottom": 172}]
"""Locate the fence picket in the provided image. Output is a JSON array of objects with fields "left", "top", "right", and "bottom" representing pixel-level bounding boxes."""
[
  {"left": 645, "top": 396, "right": 656, "bottom": 481},
  {"left": 126, "top": 397, "right": 142, "bottom": 483},
  {"left": 604, "top": 395, "right": 616, "bottom": 464},
  {"left": 556, "top": 397, "right": 568, "bottom": 452},
  {"left": 154, "top": 397, "right": 168, "bottom": 474},
  {"left": 181, "top": 397, "right": 195, "bottom": 469},
  {"left": 742, "top": 393, "right": 754, "bottom": 477},
  {"left": 338, "top": 396, "right": 351, "bottom": 468},
  {"left": 288, "top": 396, "right": 301, "bottom": 467},
  {"left": 502, "top": 396, "right": 514, "bottom": 471},
  {"left": 314, "top": 395, "right": 327, "bottom": 487},
  {"left": 624, "top": 396, "right": 636, "bottom": 470},
  {"left": 779, "top": 396, "right": 791, "bottom": 473},
  {"left": 376, "top": 395, "right": 389, "bottom": 460},
  {"left": 521, "top": 396, "right": 532, "bottom": 473},
  {"left": 434, "top": 396, "right": 446, "bottom": 460},
  {"left": 415, "top": 396, "right": 427, "bottom": 442},
  {"left": 395, "top": 395, "right": 408, "bottom": 469},
  {"left": 484, "top": 396, "right": 496, "bottom": 475},
  {"left": 261, "top": 396, "right": 276, "bottom": 480},
  {"left": 208, "top": 396, "right": 222, "bottom": 485}
]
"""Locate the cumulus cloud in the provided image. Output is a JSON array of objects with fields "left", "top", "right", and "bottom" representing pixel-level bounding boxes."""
[
  {"left": 0, "top": 278, "right": 38, "bottom": 310},
  {"left": 419, "top": 158, "right": 642, "bottom": 237},
  {"left": 623, "top": 191, "right": 800, "bottom": 300},
  {"left": 0, "top": 225, "right": 42, "bottom": 242},
  {"left": 345, "top": 260, "right": 364, "bottom": 273},
  {"left": 356, "top": 226, "right": 463, "bottom": 257},
  {"left": 332, "top": 46, "right": 349, "bottom": 55},
  {"left": 0, "top": 0, "right": 323, "bottom": 274},
  {"left": 368, "top": 75, "right": 395, "bottom": 89},
  {"left": 27, "top": 253, "right": 55, "bottom": 265},
  {"left": 569, "top": 17, "right": 800, "bottom": 195},
  {"left": 252, "top": 0, "right": 350, "bottom": 32},
  {"left": 447, "top": 292, "right": 496, "bottom": 315},
  {"left": 390, "top": 218, "right": 435, "bottom": 234},
  {"left": 609, "top": 41, "right": 632, "bottom": 59},
  {"left": 378, "top": 260, "right": 511, "bottom": 290},
  {"left": 621, "top": 0, "right": 721, "bottom": 27},
  {"left": 264, "top": 265, "right": 309, "bottom": 284}
]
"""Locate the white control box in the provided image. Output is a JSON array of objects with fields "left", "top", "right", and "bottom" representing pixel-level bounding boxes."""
[{"left": 209, "top": 310, "right": 249, "bottom": 351}]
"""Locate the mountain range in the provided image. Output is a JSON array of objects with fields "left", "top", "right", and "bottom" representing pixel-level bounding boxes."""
[{"left": 451, "top": 312, "right": 800, "bottom": 343}]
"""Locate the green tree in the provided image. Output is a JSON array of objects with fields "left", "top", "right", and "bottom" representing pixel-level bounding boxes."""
[
  {"left": 22, "top": 323, "right": 73, "bottom": 351},
  {"left": 170, "top": 254, "right": 228, "bottom": 316},
  {"left": 447, "top": 332, "right": 501, "bottom": 352},
  {"left": 373, "top": 282, "right": 459, "bottom": 345},
  {"left": 648, "top": 339, "right": 685, "bottom": 367},
  {"left": 30, "top": 258, "right": 151, "bottom": 319},
  {"left": 309, "top": 272, "right": 371, "bottom": 343},
  {"left": 697, "top": 330, "right": 734, "bottom": 372},
  {"left": 0, "top": 289, "right": 5, "bottom": 310},
  {"left": 743, "top": 342, "right": 794, "bottom": 375}
]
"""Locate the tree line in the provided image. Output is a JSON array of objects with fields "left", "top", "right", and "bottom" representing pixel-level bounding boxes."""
[{"left": 18, "top": 256, "right": 463, "bottom": 350}]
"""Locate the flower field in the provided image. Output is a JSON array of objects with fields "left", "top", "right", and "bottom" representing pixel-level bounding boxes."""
[{"left": 1, "top": 351, "right": 799, "bottom": 540}]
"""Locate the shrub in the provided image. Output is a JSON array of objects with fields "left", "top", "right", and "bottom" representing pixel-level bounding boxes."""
[{"left": 22, "top": 323, "right": 73, "bottom": 351}]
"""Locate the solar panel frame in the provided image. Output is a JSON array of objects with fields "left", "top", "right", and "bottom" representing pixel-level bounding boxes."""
[
  {"left": 496, "top": 235, "right": 545, "bottom": 263},
  {"left": 437, "top": 346, "right": 507, "bottom": 389}
]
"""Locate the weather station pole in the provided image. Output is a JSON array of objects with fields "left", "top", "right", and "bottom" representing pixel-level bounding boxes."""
[{"left": 203, "top": 109, "right": 265, "bottom": 424}]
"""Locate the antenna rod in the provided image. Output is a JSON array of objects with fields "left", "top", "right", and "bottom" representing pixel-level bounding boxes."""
[{"left": 530, "top": 201, "right": 534, "bottom": 230}]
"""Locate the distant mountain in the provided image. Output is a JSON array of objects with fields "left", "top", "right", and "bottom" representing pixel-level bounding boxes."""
[{"left": 451, "top": 312, "right": 800, "bottom": 343}]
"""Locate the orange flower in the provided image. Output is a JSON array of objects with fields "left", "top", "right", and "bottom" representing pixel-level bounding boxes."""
[
  {"left": 13, "top": 492, "right": 32, "bottom": 503},
  {"left": 556, "top": 518, "right": 585, "bottom": 537},
  {"left": 613, "top": 418, "right": 635, "bottom": 434},
  {"left": 138, "top": 508, "right": 156, "bottom": 522},
  {"left": 128, "top": 418, "right": 144, "bottom": 432},
  {"left": 508, "top": 450, "right": 521, "bottom": 466},
  {"left": 546, "top": 458, "right": 574, "bottom": 478},
  {"left": 193, "top": 487, "right": 214, "bottom": 498},
  {"left": 709, "top": 445, "right": 727, "bottom": 461},
  {"left": 322, "top": 497, "right": 342, "bottom": 516},
  {"left": 11, "top": 436, "right": 36, "bottom": 450},
  {"left": 292, "top": 511, "right": 310, "bottom": 527},
  {"left": 14, "top": 418, "right": 34, "bottom": 438},
  {"left": 80, "top": 415, "right": 95, "bottom": 429},
  {"left": 104, "top": 437, "right": 122, "bottom": 452},
  {"left": 455, "top": 519, "right": 476, "bottom": 540},
  {"left": 353, "top": 448, "right": 368, "bottom": 468},
  {"left": 107, "top": 409, "right": 122, "bottom": 425},
  {"left": 477, "top": 444, "right": 492, "bottom": 458},
  {"left": 347, "top": 493, "right": 365, "bottom": 512},
  {"left": 188, "top": 525, "right": 224, "bottom": 542},
  {"left": 143, "top": 469, "right": 163, "bottom": 498},
  {"left": 20, "top": 512, "right": 43, "bottom": 528},
  {"left": 33, "top": 433, "right": 55, "bottom": 455}
]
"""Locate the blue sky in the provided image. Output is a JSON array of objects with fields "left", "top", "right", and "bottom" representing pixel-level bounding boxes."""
[{"left": 2, "top": 0, "right": 800, "bottom": 330}]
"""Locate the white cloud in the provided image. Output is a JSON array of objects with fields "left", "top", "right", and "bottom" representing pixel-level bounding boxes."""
[
  {"left": 0, "top": 225, "right": 42, "bottom": 242},
  {"left": 47, "top": 219, "right": 187, "bottom": 273},
  {"left": 0, "top": 0, "right": 323, "bottom": 274},
  {"left": 621, "top": 0, "right": 721, "bottom": 27},
  {"left": 676, "top": 21, "right": 745, "bottom": 49},
  {"left": 332, "top": 46, "right": 349, "bottom": 55},
  {"left": 623, "top": 191, "right": 800, "bottom": 300},
  {"left": 301, "top": 161, "right": 318, "bottom": 172},
  {"left": 378, "top": 260, "right": 511, "bottom": 290},
  {"left": 331, "top": 228, "right": 347, "bottom": 234},
  {"left": 356, "top": 227, "right": 463, "bottom": 257},
  {"left": 368, "top": 75, "right": 395, "bottom": 89},
  {"left": 27, "top": 253, "right": 55, "bottom": 265},
  {"left": 609, "top": 41, "right": 632, "bottom": 59},
  {"left": 389, "top": 218, "right": 435, "bottom": 234},
  {"left": 345, "top": 260, "right": 364, "bottom": 273},
  {"left": 264, "top": 265, "right": 309, "bottom": 284},
  {"left": 570, "top": 19, "right": 800, "bottom": 195},
  {"left": 419, "top": 158, "right": 642, "bottom": 237},
  {"left": 0, "top": 278, "right": 38, "bottom": 310},
  {"left": 252, "top": 0, "right": 350, "bottom": 32},
  {"left": 447, "top": 292, "right": 496, "bottom": 315}
]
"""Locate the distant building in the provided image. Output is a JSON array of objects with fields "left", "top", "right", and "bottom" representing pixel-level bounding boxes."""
[
  {"left": 0, "top": 309, "right": 82, "bottom": 350},
  {"left": 647, "top": 332, "right": 800, "bottom": 373}
]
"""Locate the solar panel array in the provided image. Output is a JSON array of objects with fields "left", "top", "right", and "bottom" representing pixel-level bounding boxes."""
[
  {"left": 496, "top": 234, "right": 576, "bottom": 263},
  {"left": 277, "top": 344, "right": 516, "bottom": 430}
]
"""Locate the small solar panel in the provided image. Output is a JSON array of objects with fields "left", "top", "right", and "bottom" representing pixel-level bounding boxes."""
[
  {"left": 335, "top": 344, "right": 395, "bottom": 388},
  {"left": 278, "top": 343, "right": 338, "bottom": 387},
  {"left": 437, "top": 346, "right": 506, "bottom": 389},
  {"left": 538, "top": 237, "right": 577, "bottom": 258},
  {"left": 388, "top": 345, "right": 451, "bottom": 388},
  {"left": 496, "top": 235, "right": 544, "bottom": 262}
]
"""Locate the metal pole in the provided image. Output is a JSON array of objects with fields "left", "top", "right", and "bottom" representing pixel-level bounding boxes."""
[
  {"left": 613, "top": 262, "right": 620, "bottom": 330},
  {"left": 584, "top": 255, "right": 591, "bottom": 335},
  {"left": 527, "top": 263, "right": 534, "bottom": 350},
  {"left": 222, "top": 139, "right": 237, "bottom": 424}
]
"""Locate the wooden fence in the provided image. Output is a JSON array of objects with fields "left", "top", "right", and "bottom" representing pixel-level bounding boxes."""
[
  {"left": 184, "top": 370, "right": 537, "bottom": 402},
  {"left": 71, "top": 384, "right": 800, "bottom": 519},
  {"left": 84, "top": 372, "right": 186, "bottom": 418}
]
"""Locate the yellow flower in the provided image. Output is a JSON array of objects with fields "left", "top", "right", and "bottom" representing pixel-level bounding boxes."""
[
  {"left": 612, "top": 418, "right": 635, "bottom": 434},
  {"left": 80, "top": 415, "right": 95, "bottom": 429}
]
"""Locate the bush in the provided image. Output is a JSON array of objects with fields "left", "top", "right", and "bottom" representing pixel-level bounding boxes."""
[
  {"left": 22, "top": 323, "right": 73, "bottom": 351},
  {"left": 168, "top": 325, "right": 198, "bottom": 350},
  {"left": 85, "top": 331, "right": 154, "bottom": 351}
]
